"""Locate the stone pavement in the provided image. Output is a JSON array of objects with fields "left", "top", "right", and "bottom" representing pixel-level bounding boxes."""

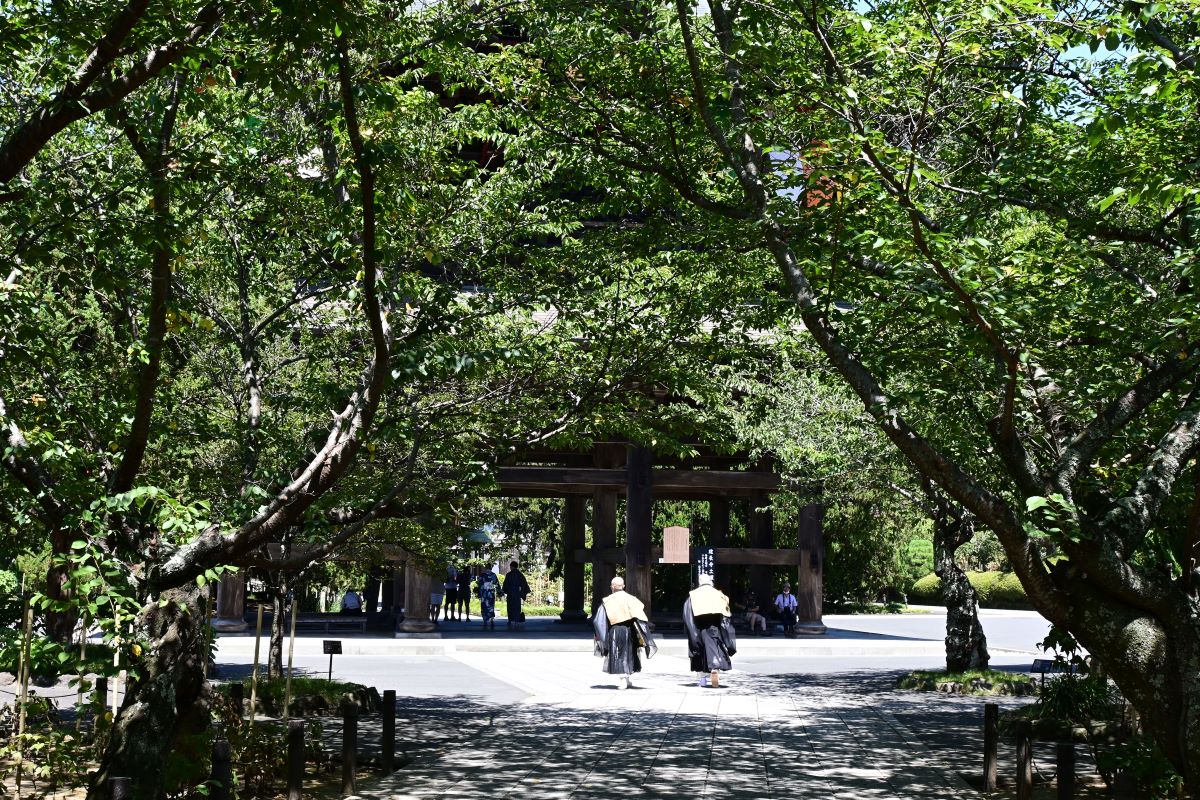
[
  {"left": 326, "top": 650, "right": 1011, "bottom": 800},
  {"left": 212, "top": 611, "right": 1050, "bottom": 799}
]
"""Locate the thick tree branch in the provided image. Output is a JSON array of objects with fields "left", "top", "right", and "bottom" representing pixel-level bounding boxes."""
[
  {"left": 1103, "top": 389, "right": 1200, "bottom": 552},
  {"left": 69, "top": 0, "right": 154, "bottom": 98},
  {"left": 670, "top": 0, "right": 1067, "bottom": 620},
  {"left": 151, "top": 32, "right": 394, "bottom": 590},
  {"left": 0, "top": 397, "right": 69, "bottom": 529},
  {"left": 109, "top": 77, "right": 183, "bottom": 495},
  {"left": 1054, "top": 341, "right": 1200, "bottom": 489},
  {"left": 0, "top": 2, "right": 221, "bottom": 184}
]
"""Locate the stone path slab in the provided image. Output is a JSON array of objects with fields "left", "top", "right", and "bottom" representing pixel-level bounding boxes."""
[{"left": 334, "top": 651, "right": 980, "bottom": 800}]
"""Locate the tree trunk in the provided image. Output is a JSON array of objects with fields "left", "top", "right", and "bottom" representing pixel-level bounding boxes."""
[
  {"left": 1061, "top": 580, "right": 1200, "bottom": 798},
  {"left": 268, "top": 580, "right": 286, "bottom": 679},
  {"left": 927, "top": 487, "right": 989, "bottom": 673},
  {"left": 88, "top": 586, "right": 211, "bottom": 800},
  {"left": 936, "top": 528, "right": 989, "bottom": 672},
  {"left": 44, "top": 529, "right": 78, "bottom": 643}
]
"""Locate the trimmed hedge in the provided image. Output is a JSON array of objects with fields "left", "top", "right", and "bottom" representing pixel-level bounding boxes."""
[{"left": 908, "top": 570, "right": 1031, "bottom": 609}]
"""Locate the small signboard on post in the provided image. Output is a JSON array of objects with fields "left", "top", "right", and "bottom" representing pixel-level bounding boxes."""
[
  {"left": 692, "top": 546, "right": 715, "bottom": 584},
  {"left": 662, "top": 526, "right": 691, "bottom": 563},
  {"left": 323, "top": 640, "right": 342, "bottom": 680}
]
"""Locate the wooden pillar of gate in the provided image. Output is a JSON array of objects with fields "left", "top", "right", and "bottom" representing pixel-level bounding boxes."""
[
  {"left": 710, "top": 498, "right": 732, "bottom": 592},
  {"left": 213, "top": 570, "right": 248, "bottom": 632},
  {"left": 748, "top": 492, "right": 774, "bottom": 610},
  {"left": 795, "top": 503, "right": 827, "bottom": 634},
  {"left": 560, "top": 496, "right": 588, "bottom": 622},
  {"left": 398, "top": 564, "right": 436, "bottom": 633},
  {"left": 625, "top": 446, "right": 653, "bottom": 618},
  {"left": 590, "top": 444, "right": 623, "bottom": 613}
]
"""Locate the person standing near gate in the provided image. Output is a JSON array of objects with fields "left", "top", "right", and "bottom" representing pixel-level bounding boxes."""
[
  {"left": 683, "top": 573, "right": 737, "bottom": 688},
  {"left": 774, "top": 583, "right": 798, "bottom": 636},
  {"left": 455, "top": 565, "right": 472, "bottom": 622},
  {"left": 592, "top": 575, "right": 657, "bottom": 690},
  {"left": 442, "top": 566, "right": 459, "bottom": 621},
  {"left": 476, "top": 567, "right": 499, "bottom": 630},
  {"left": 502, "top": 560, "right": 530, "bottom": 630}
]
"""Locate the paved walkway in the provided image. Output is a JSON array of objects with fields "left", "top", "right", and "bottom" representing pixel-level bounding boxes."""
[
  {"left": 342, "top": 651, "right": 977, "bottom": 800},
  {"left": 212, "top": 611, "right": 1050, "bottom": 799}
]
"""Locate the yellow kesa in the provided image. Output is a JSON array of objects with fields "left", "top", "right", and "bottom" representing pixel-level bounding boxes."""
[
  {"left": 602, "top": 591, "right": 648, "bottom": 625},
  {"left": 689, "top": 585, "right": 731, "bottom": 617}
]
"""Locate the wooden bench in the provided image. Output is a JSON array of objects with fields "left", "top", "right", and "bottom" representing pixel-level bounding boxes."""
[{"left": 293, "top": 616, "right": 368, "bottom": 634}]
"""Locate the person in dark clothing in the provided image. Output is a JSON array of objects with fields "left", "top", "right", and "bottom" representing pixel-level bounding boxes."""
[
  {"left": 502, "top": 560, "right": 530, "bottom": 630},
  {"left": 592, "top": 576, "right": 657, "bottom": 690},
  {"left": 740, "top": 590, "right": 767, "bottom": 635},
  {"left": 475, "top": 567, "right": 499, "bottom": 629},
  {"left": 682, "top": 573, "right": 737, "bottom": 688},
  {"left": 442, "top": 566, "right": 459, "bottom": 621},
  {"left": 455, "top": 566, "right": 472, "bottom": 621}
]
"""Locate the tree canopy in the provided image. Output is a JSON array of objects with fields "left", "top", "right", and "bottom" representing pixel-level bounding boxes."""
[{"left": 3, "top": 0, "right": 1199, "bottom": 794}]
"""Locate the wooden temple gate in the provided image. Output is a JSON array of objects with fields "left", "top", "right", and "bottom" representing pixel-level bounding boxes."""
[
  {"left": 211, "top": 442, "right": 827, "bottom": 635},
  {"left": 496, "top": 443, "right": 827, "bottom": 634}
]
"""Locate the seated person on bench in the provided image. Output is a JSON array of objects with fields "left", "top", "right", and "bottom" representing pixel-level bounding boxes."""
[{"left": 340, "top": 589, "right": 363, "bottom": 615}]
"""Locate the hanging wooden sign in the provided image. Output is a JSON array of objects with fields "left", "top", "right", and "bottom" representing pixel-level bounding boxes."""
[{"left": 661, "top": 526, "right": 690, "bottom": 563}]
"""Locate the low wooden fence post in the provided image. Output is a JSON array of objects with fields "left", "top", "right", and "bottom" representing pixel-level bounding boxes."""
[
  {"left": 1056, "top": 741, "right": 1074, "bottom": 800},
  {"left": 1016, "top": 721, "right": 1033, "bottom": 800},
  {"left": 287, "top": 719, "right": 305, "bottom": 800},
  {"left": 230, "top": 682, "right": 245, "bottom": 722},
  {"left": 342, "top": 703, "right": 358, "bottom": 796},
  {"left": 382, "top": 689, "right": 396, "bottom": 773},
  {"left": 95, "top": 677, "right": 108, "bottom": 713},
  {"left": 1113, "top": 770, "right": 1136, "bottom": 798},
  {"left": 983, "top": 703, "right": 998, "bottom": 792},
  {"left": 210, "top": 736, "right": 233, "bottom": 800},
  {"left": 109, "top": 777, "right": 132, "bottom": 800}
]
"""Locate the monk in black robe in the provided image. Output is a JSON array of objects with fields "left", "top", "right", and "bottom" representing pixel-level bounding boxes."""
[
  {"left": 682, "top": 573, "right": 737, "bottom": 688},
  {"left": 592, "top": 576, "right": 657, "bottom": 690}
]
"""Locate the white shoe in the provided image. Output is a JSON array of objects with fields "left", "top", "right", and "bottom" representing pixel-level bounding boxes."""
[{"left": 697, "top": 676, "right": 709, "bottom": 687}]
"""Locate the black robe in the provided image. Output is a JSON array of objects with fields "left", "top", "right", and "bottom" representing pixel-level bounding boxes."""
[
  {"left": 592, "top": 604, "right": 657, "bottom": 675},
  {"left": 683, "top": 597, "right": 737, "bottom": 672}
]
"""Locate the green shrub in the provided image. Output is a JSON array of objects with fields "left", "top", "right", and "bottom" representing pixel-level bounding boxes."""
[
  {"left": 992, "top": 572, "right": 1027, "bottom": 606},
  {"left": 0, "top": 570, "right": 20, "bottom": 629},
  {"left": 907, "top": 570, "right": 1031, "bottom": 609},
  {"left": 903, "top": 538, "right": 934, "bottom": 583},
  {"left": 897, "top": 668, "right": 1034, "bottom": 696},
  {"left": 908, "top": 573, "right": 942, "bottom": 603},
  {"left": 971, "top": 571, "right": 1001, "bottom": 604}
]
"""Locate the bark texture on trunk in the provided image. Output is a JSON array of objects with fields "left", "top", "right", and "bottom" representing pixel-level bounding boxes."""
[
  {"left": 44, "top": 556, "right": 78, "bottom": 643},
  {"left": 936, "top": 533, "right": 989, "bottom": 672},
  {"left": 1063, "top": 580, "right": 1200, "bottom": 797},
  {"left": 927, "top": 485, "right": 989, "bottom": 673},
  {"left": 88, "top": 586, "right": 210, "bottom": 800},
  {"left": 269, "top": 583, "right": 286, "bottom": 679}
]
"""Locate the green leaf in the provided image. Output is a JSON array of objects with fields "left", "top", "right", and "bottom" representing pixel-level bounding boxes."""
[{"left": 1097, "top": 188, "right": 1126, "bottom": 211}]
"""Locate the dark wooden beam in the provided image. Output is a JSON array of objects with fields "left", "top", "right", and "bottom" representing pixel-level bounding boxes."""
[
  {"left": 492, "top": 486, "right": 771, "bottom": 500},
  {"left": 592, "top": 489, "right": 618, "bottom": 613},
  {"left": 496, "top": 466, "right": 780, "bottom": 492},
  {"left": 500, "top": 466, "right": 626, "bottom": 486},
  {"left": 574, "top": 547, "right": 802, "bottom": 566}
]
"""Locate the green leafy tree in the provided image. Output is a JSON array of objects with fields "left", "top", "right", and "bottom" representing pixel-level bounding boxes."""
[{"left": 487, "top": 0, "right": 1200, "bottom": 787}]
